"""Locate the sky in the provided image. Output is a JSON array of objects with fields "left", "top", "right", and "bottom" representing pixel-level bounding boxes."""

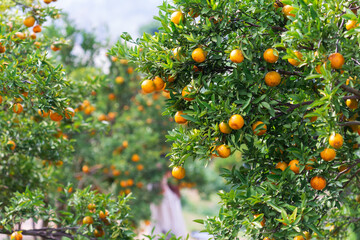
[{"left": 52, "top": 0, "right": 164, "bottom": 41}]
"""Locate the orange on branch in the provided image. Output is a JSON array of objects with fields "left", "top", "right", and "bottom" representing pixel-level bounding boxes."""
[
  {"left": 263, "top": 48, "right": 279, "bottom": 63},
  {"left": 230, "top": 49, "right": 244, "bottom": 63},
  {"left": 310, "top": 176, "right": 326, "bottom": 190},
  {"left": 229, "top": 114, "right": 244, "bottom": 130},
  {"left": 172, "top": 166, "right": 185, "bottom": 179},
  {"left": 265, "top": 71, "right": 281, "bottom": 87},
  {"left": 329, "top": 133, "right": 343, "bottom": 149}
]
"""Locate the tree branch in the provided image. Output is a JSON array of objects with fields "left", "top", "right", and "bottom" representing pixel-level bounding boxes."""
[
  {"left": 335, "top": 159, "right": 360, "bottom": 180},
  {"left": 342, "top": 169, "right": 360, "bottom": 189},
  {"left": 338, "top": 121, "right": 360, "bottom": 126},
  {"left": 339, "top": 83, "right": 360, "bottom": 97}
]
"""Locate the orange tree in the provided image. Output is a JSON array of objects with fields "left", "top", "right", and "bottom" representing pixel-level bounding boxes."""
[
  {"left": 0, "top": 1, "right": 137, "bottom": 239},
  {"left": 110, "top": 0, "right": 360, "bottom": 239}
]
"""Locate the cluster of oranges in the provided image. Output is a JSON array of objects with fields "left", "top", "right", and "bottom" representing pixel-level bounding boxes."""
[
  {"left": 274, "top": 133, "right": 347, "bottom": 192},
  {"left": 81, "top": 205, "right": 111, "bottom": 238}
]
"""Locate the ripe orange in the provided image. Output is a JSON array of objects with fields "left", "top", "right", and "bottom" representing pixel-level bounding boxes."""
[
  {"left": 15, "top": 32, "right": 26, "bottom": 40},
  {"left": 0, "top": 44, "right": 5, "bottom": 53},
  {"left": 44, "top": 0, "right": 52, "bottom": 3},
  {"left": 175, "top": 111, "right": 187, "bottom": 124},
  {"left": 293, "top": 236, "right": 305, "bottom": 240},
  {"left": 24, "top": 16, "right": 36, "bottom": 27},
  {"left": 30, "top": 32, "right": 37, "bottom": 39},
  {"left": 328, "top": 53, "right": 345, "bottom": 69},
  {"left": 229, "top": 114, "right": 245, "bottom": 130},
  {"left": 338, "top": 165, "right": 350, "bottom": 174},
  {"left": 263, "top": 238, "right": 274, "bottom": 240},
  {"left": 192, "top": 48, "right": 206, "bottom": 63},
  {"left": 131, "top": 154, "right": 140, "bottom": 162},
  {"left": 329, "top": 133, "right": 343, "bottom": 149},
  {"left": 346, "top": 20, "right": 358, "bottom": 30},
  {"left": 320, "top": 148, "right": 336, "bottom": 161},
  {"left": 282, "top": 5, "right": 295, "bottom": 17},
  {"left": 141, "top": 80, "right": 155, "bottom": 94},
  {"left": 188, "top": 8, "right": 200, "bottom": 18},
  {"left": 252, "top": 121, "right": 267, "bottom": 135},
  {"left": 127, "top": 67, "right": 134, "bottom": 74},
  {"left": 127, "top": 179, "right": 134, "bottom": 187},
  {"left": 50, "top": 111, "right": 63, "bottom": 121},
  {"left": 346, "top": 99, "right": 358, "bottom": 110},
  {"left": 305, "top": 158, "right": 316, "bottom": 170},
  {"left": 289, "top": 159, "right": 300, "bottom": 174},
  {"left": 82, "top": 165, "right": 90, "bottom": 174},
  {"left": 276, "top": 161, "right": 288, "bottom": 171},
  {"left": 38, "top": 109, "right": 49, "bottom": 117},
  {"left": 310, "top": 176, "right": 326, "bottom": 190},
  {"left": 263, "top": 48, "right": 279, "bottom": 63},
  {"left": 82, "top": 216, "right": 94, "bottom": 225},
  {"left": 303, "top": 231, "right": 311, "bottom": 240},
  {"left": 230, "top": 49, "right": 244, "bottom": 63},
  {"left": 13, "top": 103, "right": 23, "bottom": 114},
  {"left": 33, "top": 25, "right": 41, "bottom": 33},
  {"left": 0, "top": 96, "right": 2, "bottom": 104},
  {"left": 64, "top": 107, "right": 75, "bottom": 119},
  {"left": 171, "top": 11, "right": 184, "bottom": 25},
  {"left": 216, "top": 144, "right": 231, "bottom": 158},
  {"left": 122, "top": 140, "right": 128, "bottom": 148},
  {"left": 265, "top": 71, "right": 281, "bottom": 87},
  {"left": 99, "top": 210, "right": 109, "bottom": 219},
  {"left": 356, "top": 194, "right": 360, "bottom": 203},
  {"left": 7, "top": 140, "right": 16, "bottom": 150},
  {"left": 153, "top": 76, "right": 165, "bottom": 91},
  {"left": 288, "top": 51, "right": 303, "bottom": 66},
  {"left": 182, "top": 86, "right": 195, "bottom": 101},
  {"left": 136, "top": 164, "right": 144, "bottom": 171},
  {"left": 87, "top": 203, "right": 96, "bottom": 211},
  {"left": 115, "top": 76, "right": 124, "bottom": 84},
  {"left": 51, "top": 44, "right": 60, "bottom": 51},
  {"left": 108, "top": 93, "right": 116, "bottom": 101},
  {"left": 254, "top": 214, "right": 266, "bottom": 227},
  {"left": 219, "top": 122, "right": 232, "bottom": 134},
  {"left": 172, "top": 166, "right": 185, "bottom": 179},
  {"left": 94, "top": 227, "right": 105, "bottom": 237},
  {"left": 167, "top": 75, "right": 175, "bottom": 82},
  {"left": 10, "top": 232, "right": 23, "bottom": 240}
]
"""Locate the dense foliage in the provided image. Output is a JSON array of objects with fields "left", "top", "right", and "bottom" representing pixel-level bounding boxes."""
[{"left": 111, "top": 0, "right": 360, "bottom": 239}]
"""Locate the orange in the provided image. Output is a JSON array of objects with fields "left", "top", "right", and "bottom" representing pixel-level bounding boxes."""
[
  {"left": 182, "top": 86, "right": 194, "bottom": 101},
  {"left": 293, "top": 236, "right": 305, "bottom": 240},
  {"left": 229, "top": 114, "right": 244, "bottom": 130},
  {"left": 82, "top": 165, "right": 90, "bottom": 173},
  {"left": 24, "top": 16, "right": 36, "bottom": 27},
  {"left": 10, "top": 232, "right": 23, "bottom": 240},
  {"left": 338, "top": 165, "right": 350, "bottom": 174},
  {"left": 137, "top": 182, "right": 144, "bottom": 188},
  {"left": 172, "top": 166, "right": 185, "bottom": 179},
  {"left": 216, "top": 144, "right": 231, "bottom": 158},
  {"left": 263, "top": 48, "right": 279, "bottom": 63},
  {"left": 30, "top": 32, "right": 37, "bottom": 39},
  {"left": 153, "top": 76, "right": 165, "bottom": 91},
  {"left": 171, "top": 11, "right": 184, "bottom": 25},
  {"left": 282, "top": 5, "right": 295, "bottom": 17},
  {"left": 99, "top": 210, "right": 109, "bottom": 219},
  {"left": 136, "top": 164, "right": 144, "bottom": 171},
  {"left": 94, "top": 227, "right": 105, "bottom": 237},
  {"left": 33, "top": 25, "right": 42, "bottom": 33},
  {"left": 64, "top": 107, "right": 75, "bottom": 119},
  {"left": 175, "top": 111, "right": 187, "bottom": 124},
  {"left": 274, "top": 0, "right": 286, "bottom": 8},
  {"left": 276, "top": 161, "right": 288, "bottom": 171},
  {"left": 288, "top": 51, "right": 303, "bottom": 66},
  {"left": 315, "top": 62, "right": 326, "bottom": 74},
  {"left": 172, "top": 47, "right": 182, "bottom": 60},
  {"left": 328, "top": 53, "right": 345, "bottom": 69},
  {"left": 50, "top": 111, "right": 63, "bottom": 121},
  {"left": 87, "top": 203, "right": 96, "bottom": 211},
  {"left": 346, "top": 20, "right": 359, "bottom": 30},
  {"left": 289, "top": 159, "right": 300, "bottom": 174},
  {"left": 0, "top": 44, "right": 5, "bottom": 53},
  {"left": 167, "top": 75, "right": 175, "bottom": 82},
  {"left": 346, "top": 99, "right": 358, "bottom": 110},
  {"left": 192, "top": 48, "right": 206, "bottom": 63},
  {"left": 115, "top": 76, "right": 124, "bottom": 84},
  {"left": 320, "top": 148, "right": 336, "bottom": 161},
  {"left": 303, "top": 231, "right": 311, "bottom": 240},
  {"left": 254, "top": 214, "right": 265, "bottom": 227},
  {"left": 305, "top": 158, "right": 316, "bottom": 170},
  {"left": 310, "top": 176, "right": 326, "bottom": 190},
  {"left": 356, "top": 194, "right": 360, "bottom": 203},
  {"left": 127, "top": 179, "right": 134, "bottom": 187},
  {"left": 188, "top": 8, "right": 200, "bottom": 18},
  {"left": 51, "top": 44, "right": 60, "bottom": 51},
  {"left": 108, "top": 93, "right": 116, "bottom": 100},
  {"left": 15, "top": 32, "right": 26, "bottom": 40},
  {"left": 252, "top": 121, "right": 267, "bottom": 135},
  {"left": 263, "top": 238, "right": 275, "bottom": 240},
  {"left": 98, "top": 114, "right": 107, "bottom": 121},
  {"left": 38, "top": 109, "right": 49, "bottom": 117},
  {"left": 131, "top": 154, "right": 140, "bottom": 162},
  {"left": 127, "top": 67, "right": 134, "bottom": 74},
  {"left": 7, "top": 140, "right": 16, "bottom": 151},
  {"left": 82, "top": 216, "right": 94, "bottom": 225},
  {"left": 13, "top": 103, "right": 23, "bottom": 114},
  {"left": 219, "top": 122, "right": 232, "bottom": 134},
  {"left": 122, "top": 140, "right": 128, "bottom": 148},
  {"left": 44, "top": 0, "right": 52, "bottom": 3},
  {"left": 230, "top": 49, "right": 244, "bottom": 63},
  {"left": 265, "top": 71, "right": 281, "bottom": 87},
  {"left": 0, "top": 96, "right": 2, "bottom": 104},
  {"left": 141, "top": 80, "right": 155, "bottom": 93},
  {"left": 329, "top": 133, "right": 343, "bottom": 149}
]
